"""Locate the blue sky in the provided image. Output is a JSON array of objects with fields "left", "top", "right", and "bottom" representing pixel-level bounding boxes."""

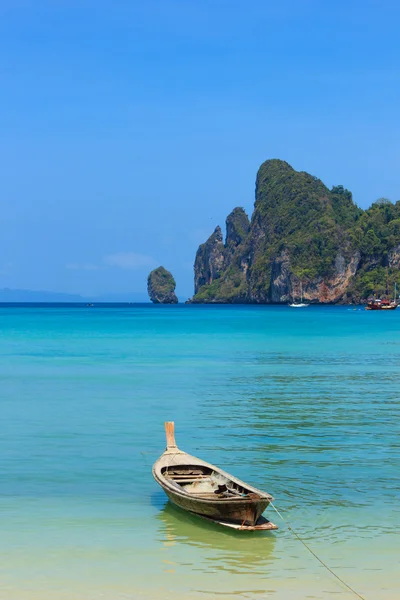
[{"left": 1, "top": 1, "right": 400, "bottom": 299}]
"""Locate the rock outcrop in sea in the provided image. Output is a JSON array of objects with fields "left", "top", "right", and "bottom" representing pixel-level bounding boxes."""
[
  {"left": 191, "top": 159, "right": 400, "bottom": 304},
  {"left": 147, "top": 267, "right": 178, "bottom": 304}
]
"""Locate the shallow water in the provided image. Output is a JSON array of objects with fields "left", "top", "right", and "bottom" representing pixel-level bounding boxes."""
[{"left": 1, "top": 305, "right": 399, "bottom": 599}]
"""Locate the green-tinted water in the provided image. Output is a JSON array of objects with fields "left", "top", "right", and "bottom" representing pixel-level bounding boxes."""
[{"left": 1, "top": 305, "right": 399, "bottom": 599}]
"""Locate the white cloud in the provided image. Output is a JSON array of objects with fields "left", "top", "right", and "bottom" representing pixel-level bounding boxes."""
[
  {"left": 65, "top": 253, "right": 158, "bottom": 272},
  {"left": 66, "top": 263, "right": 100, "bottom": 271},
  {"left": 104, "top": 252, "right": 157, "bottom": 270}
]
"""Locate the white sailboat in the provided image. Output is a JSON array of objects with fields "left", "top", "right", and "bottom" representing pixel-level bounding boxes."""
[{"left": 289, "top": 282, "right": 309, "bottom": 308}]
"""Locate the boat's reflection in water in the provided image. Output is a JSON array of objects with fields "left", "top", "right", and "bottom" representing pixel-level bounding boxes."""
[{"left": 156, "top": 502, "right": 277, "bottom": 576}]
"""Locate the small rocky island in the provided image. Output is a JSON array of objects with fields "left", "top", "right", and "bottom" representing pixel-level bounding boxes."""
[{"left": 147, "top": 267, "right": 178, "bottom": 304}]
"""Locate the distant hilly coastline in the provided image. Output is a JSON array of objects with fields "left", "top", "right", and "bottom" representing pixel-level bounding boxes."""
[
  {"left": 0, "top": 288, "right": 85, "bottom": 302},
  {"left": 190, "top": 159, "right": 400, "bottom": 304},
  {"left": 0, "top": 288, "right": 152, "bottom": 303}
]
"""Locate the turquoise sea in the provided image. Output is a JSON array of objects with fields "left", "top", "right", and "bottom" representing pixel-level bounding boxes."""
[{"left": 1, "top": 304, "right": 399, "bottom": 600}]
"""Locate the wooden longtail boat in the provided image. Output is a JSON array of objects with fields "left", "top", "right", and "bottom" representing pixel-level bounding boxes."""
[{"left": 153, "top": 422, "right": 277, "bottom": 530}]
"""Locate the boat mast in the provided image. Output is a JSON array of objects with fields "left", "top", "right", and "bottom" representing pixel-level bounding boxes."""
[{"left": 386, "top": 267, "right": 389, "bottom": 297}]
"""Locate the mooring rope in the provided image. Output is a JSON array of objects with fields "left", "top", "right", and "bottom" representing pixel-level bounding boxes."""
[
  {"left": 269, "top": 502, "right": 367, "bottom": 600},
  {"left": 165, "top": 449, "right": 181, "bottom": 473}
]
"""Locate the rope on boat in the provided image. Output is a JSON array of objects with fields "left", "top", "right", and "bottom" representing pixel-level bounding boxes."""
[
  {"left": 269, "top": 502, "right": 367, "bottom": 600},
  {"left": 165, "top": 450, "right": 181, "bottom": 473}
]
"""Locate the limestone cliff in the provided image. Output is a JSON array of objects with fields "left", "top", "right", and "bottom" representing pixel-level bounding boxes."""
[
  {"left": 147, "top": 267, "right": 178, "bottom": 304},
  {"left": 194, "top": 226, "right": 226, "bottom": 293},
  {"left": 191, "top": 159, "right": 400, "bottom": 304},
  {"left": 225, "top": 208, "right": 250, "bottom": 253}
]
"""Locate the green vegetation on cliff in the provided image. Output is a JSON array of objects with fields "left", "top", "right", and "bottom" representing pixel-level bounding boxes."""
[
  {"left": 250, "top": 160, "right": 360, "bottom": 287},
  {"left": 192, "top": 159, "right": 400, "bottom": 304},
  {"left": 348, "top": 199, "right": 400, "bottom": 300}
]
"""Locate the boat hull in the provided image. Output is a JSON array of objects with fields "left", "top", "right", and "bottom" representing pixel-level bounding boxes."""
[
  {"left": 162, "top": 485, "right": 270, "bottom": 525},
  {"left": 194, "top": 512, "right": 278, "bottom": 531}
]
